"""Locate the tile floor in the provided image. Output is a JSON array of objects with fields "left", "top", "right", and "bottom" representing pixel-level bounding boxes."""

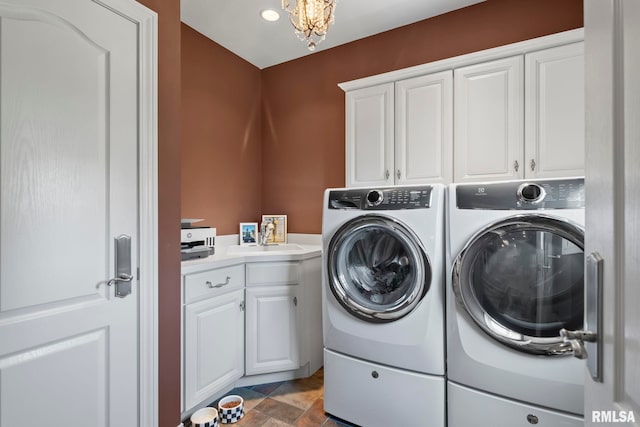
[{"left": 183, "top": 369, "right": 357, "bottom": 427}]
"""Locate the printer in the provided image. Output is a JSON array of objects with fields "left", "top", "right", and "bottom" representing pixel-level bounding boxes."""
[{"left": 181, "top": 219, "right": 215, "bottom": 261}]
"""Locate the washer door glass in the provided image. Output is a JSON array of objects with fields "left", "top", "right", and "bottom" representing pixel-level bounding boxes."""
[
  {"left": 453, "top": 214, "right": 584, "bottom": 355},
  {"left": 328, "top": 215, "right": 431, "bottom": 323}
]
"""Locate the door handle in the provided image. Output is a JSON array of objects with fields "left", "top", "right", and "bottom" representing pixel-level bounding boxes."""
[
  {"left": 559, "top": 328, "right": 596, "bottom": 359},
  {"left": 560, "top": 252, "right": 603, "bottom": 381},
  {"left": 107, "top": 234, "right": 133, "bottom": 298}
]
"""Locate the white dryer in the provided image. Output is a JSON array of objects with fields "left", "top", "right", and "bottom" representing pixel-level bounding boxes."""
[
  {"left": 322, "top": 185, "right": 445, "bottom": 427},
  {"left": 447, "top": 178, "right": 586, "bottom": 427}
]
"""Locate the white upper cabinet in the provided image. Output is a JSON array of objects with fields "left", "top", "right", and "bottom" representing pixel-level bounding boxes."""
[
  {"left": 345, "top": 72, "right": 453, "bottom": 187},
  {"left": 395, "top": 71, "right": 453, "bottom": 185},
  {"left": 342, "top": 30, "right": 585, "bottom": 186},
  {"left": 454, "top": 43, "right": 585, "bottom": 182},
  {"left": 525, "top": 42, "right": 585, "bottom": 178},
  {"left": 454, "top": 56, "right": 524, "bottom": 182},
  {"left": 345, "top": 83, "right": 394, "bottom": 187}
]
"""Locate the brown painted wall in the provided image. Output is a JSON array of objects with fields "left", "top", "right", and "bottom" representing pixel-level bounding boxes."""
[
  {"left": 260, "top": 0, "right": 583, "bottom": 234},
  {"left": 181, "top": 25, "right": 262, "bottom": 235},
  {"left": 135, "top": 0, "right": 182, "bottom": 426}
]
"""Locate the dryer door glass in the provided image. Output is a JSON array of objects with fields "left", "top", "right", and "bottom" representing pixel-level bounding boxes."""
[
  {"left": 453, "top": 215, "right": 584, "bottom": 355},
  {"left": 328, "top": 215, "right": 431, "bottom": 323}
]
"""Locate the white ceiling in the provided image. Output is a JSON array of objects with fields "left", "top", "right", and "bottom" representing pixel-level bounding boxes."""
[{"left": 181, "top": 0, "right": 486, "bottom": 69}]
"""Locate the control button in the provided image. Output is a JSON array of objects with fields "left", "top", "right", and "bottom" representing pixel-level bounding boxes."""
[
  {"left": 366, "top": 190, "right": 384, "bottom": 206},
  {"left": 517, "top": 183, "right": 546, "bottom": 203}
]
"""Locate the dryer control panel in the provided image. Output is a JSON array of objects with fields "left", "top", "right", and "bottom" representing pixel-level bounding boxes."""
[
  {"left": 328, "top": 186, "right": 432, "bottom": 210},
  {"left": 456, "top": 178, "right": 585, "bottom": 210}
]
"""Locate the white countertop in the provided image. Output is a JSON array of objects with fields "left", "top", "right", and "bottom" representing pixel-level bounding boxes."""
[{"left": 181, "top": 241, "right": 322, "bottom": 275}]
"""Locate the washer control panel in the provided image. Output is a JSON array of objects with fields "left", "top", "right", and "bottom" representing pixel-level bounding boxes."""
[
  {"left": 328, "top": 186, "right": 432, "bottom": 210},
  {"left": 456, "top": 178, "right": 584, "bottom": 210}
]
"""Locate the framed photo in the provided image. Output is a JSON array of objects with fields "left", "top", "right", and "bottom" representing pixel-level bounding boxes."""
[
  {"left": 239, "top": 222, "right": 258, "bottom": 246},
  {"left": 261, "top": 215, "right": 287, "bottom": 244}
]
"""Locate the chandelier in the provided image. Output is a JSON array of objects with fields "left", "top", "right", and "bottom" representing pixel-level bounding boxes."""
[{"left": 281, "top": 0, "right": 336, "bottom": 51}]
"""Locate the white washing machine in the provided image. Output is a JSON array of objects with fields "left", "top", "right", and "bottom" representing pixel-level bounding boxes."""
[
  {"left": 322, "top": 185, "right": 445, "bottom": 427},
  {"left": 447, "top": 178, "right": 586, "bottom": 427}
]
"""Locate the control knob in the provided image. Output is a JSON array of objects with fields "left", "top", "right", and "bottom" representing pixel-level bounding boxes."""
[
  {"left": 366, "top": 190, "right": 384, "bottom": 207},
  {"left": 518, "top": 183, "right": 545, "bottom": 203}
]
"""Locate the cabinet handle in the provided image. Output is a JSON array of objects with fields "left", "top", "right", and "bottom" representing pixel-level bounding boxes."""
[
  {"left": 514, "top": 160, "right": 519, "bottom": 172},
  {"left": 206, "top": 276, "right": 231, "bottom": 288},
  {"left": 396, "top": 169, "right": 401, "bottom": 180},
  {"left": 293, "top": 296, "right": 298, "bottom": 306},
  {"left": 385, "top": 169, "right": 390, "bottom": 181},
  {"left": 530, "top": 159, "right": 536, "bottom": 172},
  {"left": 239, "top": 301, "right": 245, "bottom": 311}
]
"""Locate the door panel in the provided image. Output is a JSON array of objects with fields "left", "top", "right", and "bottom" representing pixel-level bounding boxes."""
[
  {"left": 1, "top": 11, "right": 109, "bottom": 311},
  {"left": 0, "top": 330, "right": 108, "bottom": 426},
  {"left": 345, "top": 83, "right": 394, "bottom": 187},
  {"left": 0, "top": 1, "right": 139, "bottom": 425},
  {"left": 454, "top": 56, "right": 524, "bottom": 182},
  {"left": 245, "top": 285, "right": 300, "bottom": 375},
  {"left": 395, "top": 71, "right": 453, "bottom": 184},
  {"left": 525, "top": 42, "right": 585, "bottom": 178}
]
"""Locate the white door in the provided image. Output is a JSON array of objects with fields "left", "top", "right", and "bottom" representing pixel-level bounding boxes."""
[
  {"left": 454, "top": 56, "right": 524, "bottom": 182},
  {"left": 345, "top": 83, "right": 394, "bottom": 187},
  {"left": 0, "top": 1, "right": 140, "bottom": 426},
  {"left": 584, "top": 0, "right": 640, "bottom": 425},
  {"left": 395, "top": 71, "right": 453, "bottom": 185}
]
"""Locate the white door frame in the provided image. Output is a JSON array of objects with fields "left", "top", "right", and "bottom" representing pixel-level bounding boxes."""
[{"left": 100, "top": 1, "right": 159, "bottom": 426}]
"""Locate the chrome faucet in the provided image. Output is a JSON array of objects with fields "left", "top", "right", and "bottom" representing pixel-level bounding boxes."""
[{"left": 260, "top": 221, "right": 275, "bottom": 245}]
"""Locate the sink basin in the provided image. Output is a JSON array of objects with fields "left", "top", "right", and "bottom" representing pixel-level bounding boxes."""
[{"left": 226, "top": 243, "right": 306, "bottom": 254}]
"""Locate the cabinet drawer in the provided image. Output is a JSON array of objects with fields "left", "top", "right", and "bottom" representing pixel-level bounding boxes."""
[
  {"left": 246, "top": 261, "right": 300, "bottom": 286},
  {"left": 448, "top": 382, "right": 583, "bottom": 427},
  {"left": 184, "top": 264, "right": 245, "bottom": 304}
]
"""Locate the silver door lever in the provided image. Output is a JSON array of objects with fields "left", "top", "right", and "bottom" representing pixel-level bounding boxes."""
[{"left": 559, "top": 328, "right": 597, "bottom": 360}]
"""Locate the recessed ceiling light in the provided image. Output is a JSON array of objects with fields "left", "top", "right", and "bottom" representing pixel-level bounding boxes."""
[{"left": 260, "top": 9, "right": 280, "bottom": 22}]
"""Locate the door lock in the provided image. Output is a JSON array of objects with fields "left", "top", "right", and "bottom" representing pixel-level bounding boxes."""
[{"left": 107, "top": 235, "right": 133, "bottom": 298}]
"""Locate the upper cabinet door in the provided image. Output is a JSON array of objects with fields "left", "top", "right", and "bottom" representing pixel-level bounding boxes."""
[
  {"left": 395, "top": 71, "right": 453, "bottom": 185},
  {"left": 345, "top": 83, "right": 394, "bottom": 187},
  {"left": 525, "top": 42, "right": 585, "bottom": 179},
  {"left": 454, "top": 56, "right": 524, "bottom": 182}
]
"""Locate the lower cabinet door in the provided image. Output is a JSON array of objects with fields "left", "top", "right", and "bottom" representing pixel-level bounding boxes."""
[
  {"left": 184, "top": 289, "right": 245, "bottom": 411},
  {"left": 245, "top": 285, "right": 301, "bottom": 375}
]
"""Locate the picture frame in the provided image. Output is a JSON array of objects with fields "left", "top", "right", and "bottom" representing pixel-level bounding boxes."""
[
  {"left": 239, "top": 222, "right": 258, "bottom": 246},
  {"left": 261, "top": 214, "right": 288, "bottom": 244}
]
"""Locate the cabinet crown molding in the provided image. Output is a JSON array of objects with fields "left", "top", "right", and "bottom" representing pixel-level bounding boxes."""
[{"left": 338, "top": 28, "right": 584, "bottom": 92}]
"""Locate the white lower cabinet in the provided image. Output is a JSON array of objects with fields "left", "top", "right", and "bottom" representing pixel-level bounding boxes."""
[
  {"left": 447, "top": 382, "right": 583, "bottom": 427},
  {"left": 245, "top": 284, "right": 301, "bottom": 375},
  {"left": 182, "top": 256, "right": 321, "bottom": 415},
  {"left": 183, "top": 288, "right": 244, "bottom": 411},
  {"left": 245, "top": 261, "right": 302, "bottom": 375}
]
